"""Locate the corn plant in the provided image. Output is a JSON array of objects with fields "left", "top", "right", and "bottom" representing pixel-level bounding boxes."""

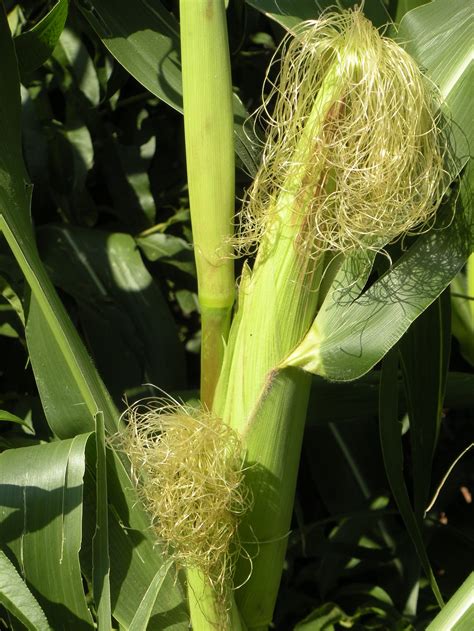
[{"left": 0, "top": 1, "right": 472, "bottom": 631}]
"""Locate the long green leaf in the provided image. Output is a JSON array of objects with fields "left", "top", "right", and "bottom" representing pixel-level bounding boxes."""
[
  {"left": 427, "top": 573, "right": 474, "bottom": 631},
  {"left": 1, "top": 9, "right": 188, "bottom": 626},
  {"left": 80, "top": 450, "right": 189, "bottom": 630},
  {"left": 398, "top": 0, "right": 473, "bottom": 161},
  {"left": 93, "top": 412, "right": 111, "bottom": 631},
  {"left": 76, "top": 0, "right": 260, "bottom": 175},
  {"left": 284, "top": 201, "right": 470, "bottom": 380},
  {"left": 37, "top": 225, "right": 186, "bottom": 399},
  {"left": 0, "top": 550, "right": 51, "bottom": 631},
  {"left": 0, "top": 1, "right": 117, "bottom": 438},
  {"left": 0, "top": 435, "right": 94, "bottom": 629},
  {"left": 399, "top": 291, "right": 451, "bottom": 523},
  {"left": 246, "top": 0, "right": 393, "bottom": 31},
  {"left": 14, "top": 0, "right": 69, "bottom": 79},
  {"left": 379, "top": 348, "right": 443, "bottom": 608},
  {"left": 128, "top": 560, "right": 174, "bottom": 631},
  {"left": 0, "top": 410, "right": 29, "bottom": 426}
]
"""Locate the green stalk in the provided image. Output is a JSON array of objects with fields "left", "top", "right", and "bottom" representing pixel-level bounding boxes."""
[
  {"left": 213, "top": 62, "right": 343, "bottom": 629},
  {"left": 180, "top": 2, "right": 236, "bottom": 627},
  {"left": 180, "top": 0, "right": 235, "bottom": 409}
]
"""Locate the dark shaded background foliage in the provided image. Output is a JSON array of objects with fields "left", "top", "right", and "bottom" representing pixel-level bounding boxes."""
[{"left": 0, "top": 1, "right": 472, "bottom": 629}]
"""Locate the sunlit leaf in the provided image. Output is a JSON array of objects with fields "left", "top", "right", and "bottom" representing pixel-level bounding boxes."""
[
  {"left": 0, "top": 434, "right": 94, "bottom": 629},
  {"left": 0, "top": 549, "right": 52, "bottom": 631}
]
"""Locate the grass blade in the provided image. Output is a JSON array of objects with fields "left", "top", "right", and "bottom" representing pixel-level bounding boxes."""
[{"left": 426, "top": 573, "right": 474, "bottom": 631}]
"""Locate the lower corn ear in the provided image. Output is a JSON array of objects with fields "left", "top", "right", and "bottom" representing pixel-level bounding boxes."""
[{"left": 116, "top": 398, "right": 251, "bottom": 616}]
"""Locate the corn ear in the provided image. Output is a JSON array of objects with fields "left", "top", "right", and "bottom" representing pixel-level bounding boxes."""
[
  {"left": 213, "top": 9, "right": 450, "bottom": 629},
  {"left": 212, "top": 56, "right": 345, "bottom": 630}
]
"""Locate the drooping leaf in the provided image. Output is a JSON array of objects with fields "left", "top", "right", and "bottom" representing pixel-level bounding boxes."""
[
  {"left": 0, "top": 549, "right": 52, "bottom": 631},
  {"left": 0, "top": 434, "right": 94, "bottom": 630},
  {"left": 14, "top": 0, "right": 69, "bottom": 80},
  {"left": 285, "top": 201, "right": 470, "bottom": 381},
  {"left": 0, "top": 410, "right": 28, "bottom": 426}
]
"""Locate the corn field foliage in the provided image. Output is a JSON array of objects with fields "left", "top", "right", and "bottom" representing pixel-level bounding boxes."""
[{"left": 0, "top": 0, "right": 472, "bottom": 630}]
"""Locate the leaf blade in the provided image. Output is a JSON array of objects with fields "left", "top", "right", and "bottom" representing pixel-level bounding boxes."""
[{"left": 0, "top": 550, "right": 52, "bottom": 631}]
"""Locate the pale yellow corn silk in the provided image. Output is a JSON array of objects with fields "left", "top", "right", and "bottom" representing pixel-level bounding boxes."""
[
  {"left": 117, "top": 398, "right": 251, "bottom": 604},
  {"left": 236, "top": 8, "right": 451, "bottom": 257}
]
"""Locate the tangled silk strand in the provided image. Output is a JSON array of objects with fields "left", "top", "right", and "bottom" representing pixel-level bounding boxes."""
[
  {"left": 236, "top": 9, "right": 451, "bottom": 257},
  {"left": 117, "top": 399, "right": 251, "bottom": 605}
]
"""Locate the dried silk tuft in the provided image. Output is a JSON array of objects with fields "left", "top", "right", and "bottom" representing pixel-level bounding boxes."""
[
  {"left": 236, "top": 9, "right": 452, "bottom": 257},
  {"left": 117, "top": 398, "right": 250, "bottom": 604}
]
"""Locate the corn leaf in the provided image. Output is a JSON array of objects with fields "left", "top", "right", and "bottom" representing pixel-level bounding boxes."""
[
  {"left": 0, "top": 435, "right": 94, "bottom": 629},
  {"left": 399, "top": 290, "right": 451, "bottom": 523},
  {"left": 394, "top": 0, "right": 430, "bottom": 24},
  {"left": 426, "top": 572, "right": 474, "bottom": 631},
  {"left": 398, "top": 0, "right": 473, "bottom": 161},
  {"left": 379, "top": 348, "right": 443, "bottom": 608},
  {"left": 0, "top": 2, "right": 117, "bottom": 438},
  {"left": 246, "top": 0, "right": 393, "bottom": 30},
  {"left": 92, "top": 412, "right": 111, "bottom": 630},
  {"left": 0, "top": 550, "right": 51, "bottom": 631},
  {"left": 285, "top": 197, "right": 470, "bottom": 381},
  {"left": 76, "top": 0, "right": 260, "bottom": 175},
  {"left": 14, "top": 0, "right": 69, "bottom": 79},
  {"left": 80, "top": 452, "right": 189, "bottom": 630},
  {"left": 0, "top": 410, "right": 29, "bottom": 426},
  {"left": 128, "top": 560, "right": 174, "bottom": 631},
  {"left": 0, "top": 8, "right": 188, "bottom": 627},
  {"left": 37, "top": 225, "right": 186, "bottom": 399}
]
